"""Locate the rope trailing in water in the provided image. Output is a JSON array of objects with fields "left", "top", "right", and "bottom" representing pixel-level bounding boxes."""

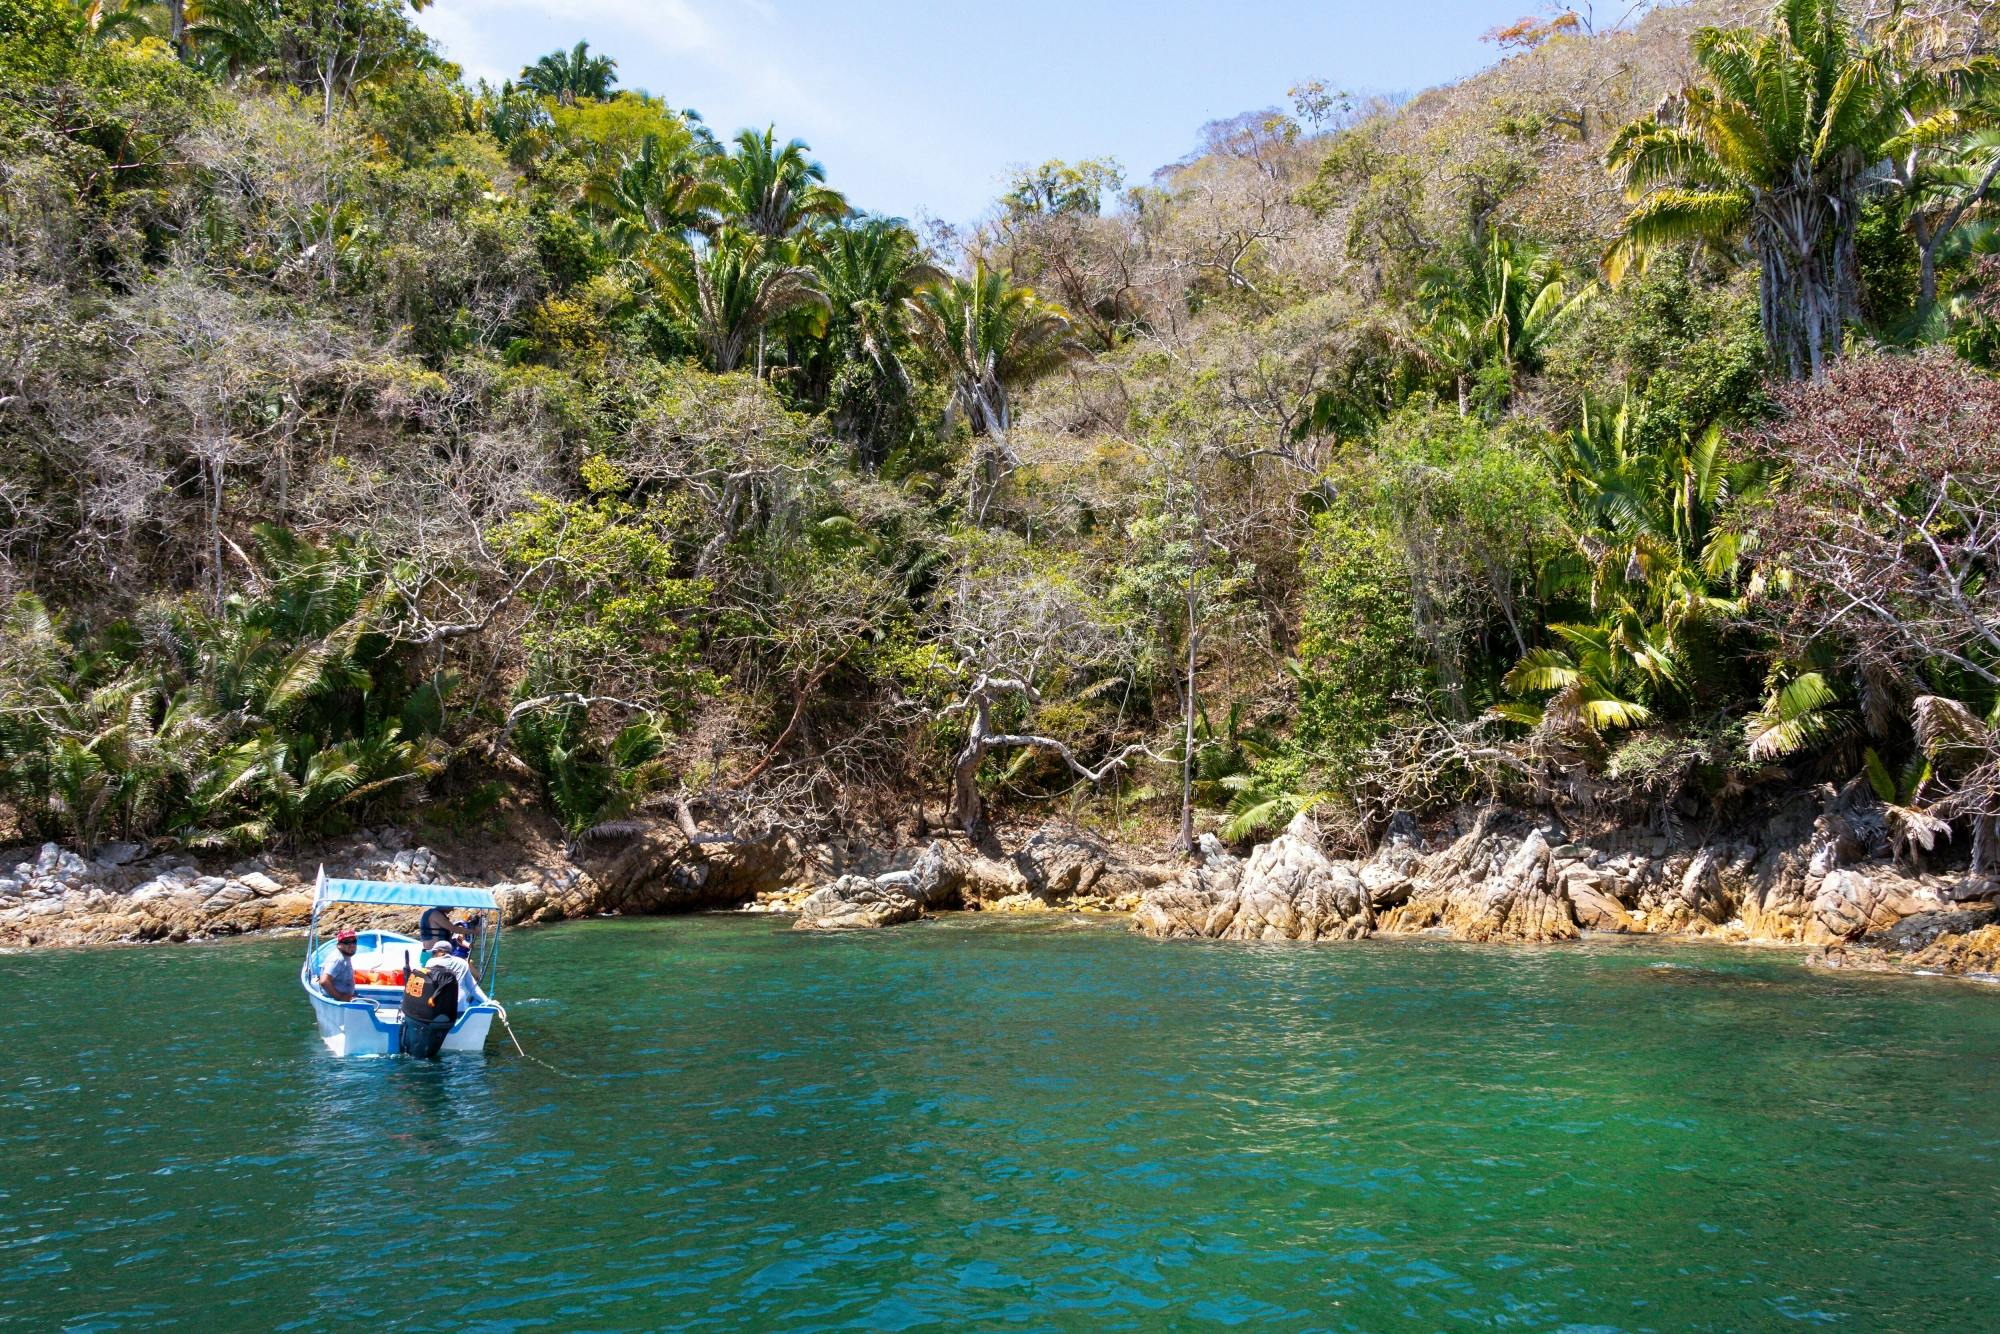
[{"left": 496, "top": 1009, "right": 587, "bottom": 1080}]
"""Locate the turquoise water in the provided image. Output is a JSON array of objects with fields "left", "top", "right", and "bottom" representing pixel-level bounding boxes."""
[{"left": 3, "top": 917, "right": 1999, "bottom": 1332}]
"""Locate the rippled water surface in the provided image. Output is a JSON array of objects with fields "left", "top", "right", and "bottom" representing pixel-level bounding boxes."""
[{"left": 4, "top": 916, "right": 2000, "bottom": 1331}]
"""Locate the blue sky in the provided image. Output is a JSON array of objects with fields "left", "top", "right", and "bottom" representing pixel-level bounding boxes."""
[{"left": 419, "top": 0, "right": 1544, "bottom": 226}]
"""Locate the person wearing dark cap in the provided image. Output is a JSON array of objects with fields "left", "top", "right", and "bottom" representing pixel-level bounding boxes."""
[
  {"left": 317, "top": 928, "right": 358, "bottom": 1001},
  {"left": 423, "top": 935, "right": 485, "bottom": 1007}
]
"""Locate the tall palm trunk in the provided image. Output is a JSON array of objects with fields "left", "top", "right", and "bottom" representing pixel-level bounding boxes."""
[
  {"left": 1755, "top": 168, "right": 1855, "bottom": 382},
  {"left": 967, "top": 381, "right": 1017, "bottom": 524}
]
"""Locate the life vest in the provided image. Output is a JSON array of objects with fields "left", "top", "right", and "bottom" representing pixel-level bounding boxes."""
[
  {"left": 418, "top": 906, "right": 454, "bottom": 943},
  {"left": 401, "top": 963, "right": 460, "bottom": 1024}
]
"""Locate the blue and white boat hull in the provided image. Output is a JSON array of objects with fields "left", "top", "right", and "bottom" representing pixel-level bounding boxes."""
[
  {"left": 300, "top": 924, "right": 501, "bottom": 1057},
  {"left": 304, "top": 985, "right": 498, "bottom": 1057}
]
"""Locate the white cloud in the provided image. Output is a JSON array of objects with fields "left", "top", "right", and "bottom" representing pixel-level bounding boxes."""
[{"left": 421, "top": 0, "right": 836, "bottom": 129}]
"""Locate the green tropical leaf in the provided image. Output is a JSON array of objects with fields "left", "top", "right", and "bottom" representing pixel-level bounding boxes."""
[{"left": 1504, "top": 647, "right": 1580, "bottom": 693}]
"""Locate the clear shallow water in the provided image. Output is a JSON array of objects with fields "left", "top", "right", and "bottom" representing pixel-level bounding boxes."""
[{"left": 3, "top": 918, "right": 1999, "bottom": 1332}]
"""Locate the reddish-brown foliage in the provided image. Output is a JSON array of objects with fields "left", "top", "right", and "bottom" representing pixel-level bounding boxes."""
[
  {"left": 1483, "top": 13, "right": 1583, "bottom": 51},
  {"left": 1749, "top": 354, "right": 2000, "bottom": 688}
]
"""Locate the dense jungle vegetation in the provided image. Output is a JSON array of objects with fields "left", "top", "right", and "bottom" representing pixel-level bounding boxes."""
[{"left": 3, "top": 0, "right": 2000, "bottom": 869}]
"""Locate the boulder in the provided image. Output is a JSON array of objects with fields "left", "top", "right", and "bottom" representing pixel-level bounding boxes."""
[
  {"left": 797, "top": 875, "right": 926, "bottom": 929},
  {"left": 1011, "top": 825, "right": 1173, "bottom": 906},
  {"left": 388, "top": 847, "right": 440, "bottom": 884},
  {"left": 35, "top": 843, "right": 89, "bottom": 885},
  {"left": 491, "top": 881, "right": 553, "bottom": 926},
  {"left": 236, "top": 871, "right": 284, "bottom": 897},
  {"left": 578, "top": 820, "right": 803, "bottom": 914},
  {"left": 1637, "top": 848, "right": 1730, "bottom": 932},
  {"left": 127, "top": 873, "right": 187, "bottom": 905},
  {"left": 1131, "top": 842, "right": 1244, "bottom": 939},
  {"left": 1808, "top": 867, "right": 1942, "bottom": 942},
  {"left": 1562, "top": 867, "right": 1638, "bottom": 933},
  {"left": 958, "top": 855, "right": 1032, "bottom": 903},
  {"left": 92, "top": 842, "right": 145, "bottom": 869},
  {"left": 200, "top": 883, "right": 257, "bottom": 914},
  {"left": 796, "top": 842, "right": 964, "bottom": 930},
  {"left": 1358, "top": 862, "right": 1412, "bottom": 909}
]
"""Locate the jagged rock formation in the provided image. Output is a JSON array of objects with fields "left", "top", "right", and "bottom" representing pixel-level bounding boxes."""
[
  {"left": 1134, "top": 788, "right": 2000, "bottom": 964},
  {"left": 1133, "top": 817, "right": 1374, "bottom": 941},
  {"left": 8, "top": 784, "right": 1999, "bottom": 977},
  {"left": 1381, "top": 823, "right": 1579, "bottom": 942},
  {"left": 0, "top": 834, "right": 577, "bottom": 947},
  {"left": 1009, "top": 826, "right": 1171, "bottom": 908},
  {"left": 796, "top": 823, "right": 1179, "bottom": 930}
]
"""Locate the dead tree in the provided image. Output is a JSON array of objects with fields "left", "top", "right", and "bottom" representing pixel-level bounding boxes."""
[
  {"left": 944, "top": 668, "right": 1150, "bottom": 850},
  {"left": 932, "top": 555, "right": 1154, "bottom": 850}
]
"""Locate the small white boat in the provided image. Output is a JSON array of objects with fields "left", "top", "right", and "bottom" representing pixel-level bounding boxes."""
[{"left": 300, "top": 871, "right": 506, "bottom": 1057}]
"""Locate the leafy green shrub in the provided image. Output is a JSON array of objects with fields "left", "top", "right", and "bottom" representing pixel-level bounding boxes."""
[{"left": 1294, "top": 502, "right": 1427, "bottom": 779}]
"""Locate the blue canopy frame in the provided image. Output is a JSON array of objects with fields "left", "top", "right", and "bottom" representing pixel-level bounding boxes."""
[
  {"left": 308, "top": 868, "right": 505, "bottom": 991},
  {"left": 316, "top": 879, "right": 499, "bottom": 911}
]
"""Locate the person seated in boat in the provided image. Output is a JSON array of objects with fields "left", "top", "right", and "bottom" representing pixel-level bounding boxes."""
[
  {"left": 417, "top": 904, "right": 458, "bottom": 947},
  {"left": 400, "top": 939, "right": 473, "bottom": 1059},
  {"left": 317, "top": 928, "right": 358, "bottom": 1001}
]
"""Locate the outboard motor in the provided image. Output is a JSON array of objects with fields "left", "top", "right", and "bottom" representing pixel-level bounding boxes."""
[{"left": 398, "top": 960, "right": 460, "bottom": 1059}]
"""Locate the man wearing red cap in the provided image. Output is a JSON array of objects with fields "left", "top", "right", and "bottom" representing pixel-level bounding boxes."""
[{"left": 318, "top": 928, "right": 359, "bottom": 1001}]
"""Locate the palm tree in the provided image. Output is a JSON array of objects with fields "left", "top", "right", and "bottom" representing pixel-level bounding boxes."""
[
  {"left": 586, "top": 128, "right": 723, "bottom": 256},
  {"left": 1415, "top": 229, "right": 1591, "bottom": 414},
  {"left": 810, "top": 216, "right": 939, "bottom": 461},
  {"left": 656, "top": 229, "right": 827, "bottom": 374},
  {"left": 904, "top": 264, "right": 1072, "bottom": 521},
  {"left": 1906, "top": 120, "right": 2000, "bottom": 312},
  {"left": 709, "top": 127, "right": 849, "bottom": 376},
  {"left": 70, "top": 0, "right": 161, "bottom": 44},
  {"left": 520, "top": 40, "right": 617, "bottom": 107},
  {"left": 713, "top": 127, "right": 850, "bottom": 241},
  {"left": 182, "top": 0, "right": 272, "bottom": 79},
  {"left": 1499, "top": 399, "right": 1765, "bottom": 736},
  {"left": 1604, "top": 0, "right": 1979, "bottom": 379}
]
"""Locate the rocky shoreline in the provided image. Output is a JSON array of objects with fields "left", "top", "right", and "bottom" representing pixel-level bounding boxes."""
[{"left": 6, "top": 788, "right": 1998, "bottom": 980}]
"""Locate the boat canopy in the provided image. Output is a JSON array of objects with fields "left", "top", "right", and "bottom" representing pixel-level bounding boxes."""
[
  {"left": 307, "top": 869, "right": 507, "bottom": 998},
  {"left": 314, "top": 878, "right": 500, "bottom": 911}
]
